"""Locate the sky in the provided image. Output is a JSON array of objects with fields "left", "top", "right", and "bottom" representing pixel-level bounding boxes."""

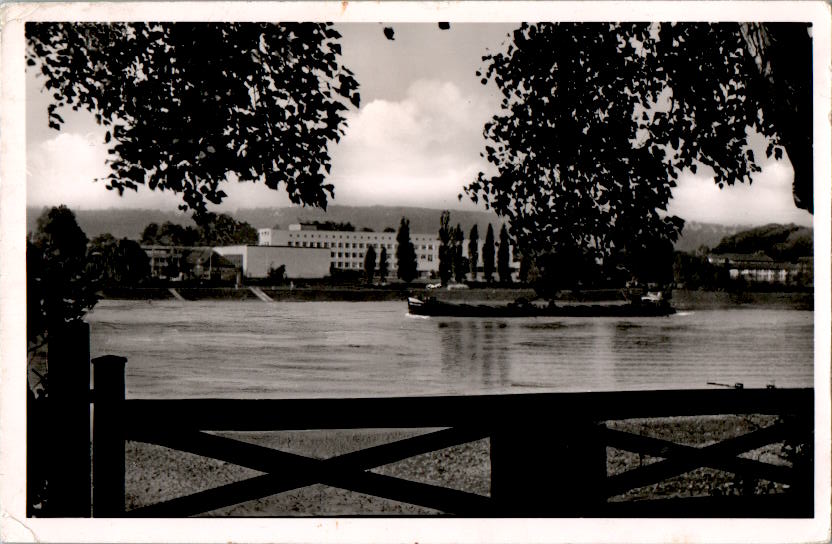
[{"left": 25, "top": 23, "right": 813, "bottom": 227}]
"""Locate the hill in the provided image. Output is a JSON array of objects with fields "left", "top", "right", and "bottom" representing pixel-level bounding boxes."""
[
  {"left": 27, "top": 206, "right": 810, "bottom": 258},
  {"left": 26, "top": 205, "right": 505, "bottom": 241},
  {"left": 235, "top": 206, "right": 505, "bottom": 235},
  {"left": 712, "top": 223, "right": 813, "bottom": 262},
  {"left": 26, "top": 207, "right": 195, "bottom": 240},
  {"left": 672, "top": 222, "right": 749, "bottom": 253}
]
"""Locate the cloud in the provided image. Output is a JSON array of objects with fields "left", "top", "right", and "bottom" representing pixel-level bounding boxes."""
[
  {"left": 27, "top": 130, "right": 187, "bottom": 211},
  {"left": 327, "top": 79, "right": 495, "bottom": 209},
  {"left": 667, "top": 160, "right": 813, "bottom": 226}
]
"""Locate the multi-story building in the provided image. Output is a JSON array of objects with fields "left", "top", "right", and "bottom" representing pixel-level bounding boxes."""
[
  {"left": 708, "top": 253, "right": 814, "bottom": 285},
  {"left": 213, "top": 245, "right": 331, "bottom": 279},
  {"left": 259, "top": 223, "right": 441, "bottom": 278},
  {"left": 258, "top": 222, "right": 521, "bottom": 280}
]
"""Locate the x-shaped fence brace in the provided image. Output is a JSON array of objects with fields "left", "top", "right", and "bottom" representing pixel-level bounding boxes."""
[
  {"left": 123, "top": 418, "right": 807, "bottom": 517},
  {"left": 126, "top": 426, "right": 494, "bottom": 517},
  {"left": 603, "top": 421, "right": 803, "bottom": 498}
]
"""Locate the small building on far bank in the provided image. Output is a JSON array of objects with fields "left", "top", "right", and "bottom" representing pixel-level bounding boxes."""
[
  {"left": 707, "top": 252, "right": 813, "bottom": 286},
  {"left": 213, "top": 245, "right": 330, "bottom": 279},
  {"left": 143, "top": 245, "right": 238, "bottom": 281}
]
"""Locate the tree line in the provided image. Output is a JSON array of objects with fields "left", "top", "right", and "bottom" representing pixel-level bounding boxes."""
[
  {"left": 140, "top": 212, "right": 258, "bottom": 247},
  {"left": 437, "top": 211, "right": 512, "bottom": 286},
  {"left": 358, "top": 213, "right": 514, "bottom": 286}
]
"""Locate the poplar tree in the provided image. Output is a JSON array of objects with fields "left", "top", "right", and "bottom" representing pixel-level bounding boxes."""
[
  {"left": 395, "top": 217, "right": 417, "bottom": 283},
  {"left": 378, "top": 247, "right": 389, "bottom": 284},
  {"left": 468, "top": 224, "right": 479, "bottom": 280},
  {"left": 483, "top": 224, "right": 496, "bottom": 283},
  {"left": 498, "top": 224, "right": 512, "bottom": 284},
  {"left": 453, "top": 224, "right": 466, "bottom": 283},
  {"left": 363, "top": 245, "right": 377, "bottom": 284},
  {"left": 437, "top": 211, "right": 453, "bottom": 286}
]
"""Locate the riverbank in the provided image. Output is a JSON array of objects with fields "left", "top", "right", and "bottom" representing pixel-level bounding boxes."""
[
  {"left": 101, "top": 285, "right": 813, "bottom": 310},
  {"left": 123, "top": 414, "right": 799, "bottom": 516}
]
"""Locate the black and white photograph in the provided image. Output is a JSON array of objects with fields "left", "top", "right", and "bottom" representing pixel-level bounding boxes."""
[{"left": 1, "top": 2, "right": 830, "bottom": 542}]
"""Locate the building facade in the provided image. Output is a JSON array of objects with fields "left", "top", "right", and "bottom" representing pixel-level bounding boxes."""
[
  {"left": 143, "top": 245, "right": 237, "bottom": 281},
  {"left": 708, "top": 253, "right": 814, "bottom": 285},
  {"left": 213, "top": 245, "right": 331, "bottom": 279},
  {"left": 258, "top": 223, "right": 520, "bottom": 280},
  {"left": 259, "top": 224, "right": 441, "bottom": 277}
]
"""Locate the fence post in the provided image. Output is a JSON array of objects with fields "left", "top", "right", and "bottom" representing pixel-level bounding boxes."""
[
  {"left": 47, "top": 320, "right": 92, "bottom": 517},
  {"left": 490, "top": 418, "right": 607, "bottom": 515},
  {"left": 93, "top": 354, "right": 127, "bottom": 517}
]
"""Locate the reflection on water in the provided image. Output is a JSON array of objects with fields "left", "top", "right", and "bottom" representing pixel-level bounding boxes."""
[
  {"left": 439, "top": 321, "right": 510, "bottom": 389},
  {"left": 86, "top": 300, "right": 814, "bottom": 399}
]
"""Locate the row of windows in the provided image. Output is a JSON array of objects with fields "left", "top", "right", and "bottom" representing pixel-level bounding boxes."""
[
  {"left": 289, "top": 232, "right": 398, "bottom": 242},
  {"left": 282, "top": 231, "right": 436, "bottom": 249},
  {"left": 287, "top": 240, "right": 436, "bottom": 252},
  {"left": 288, "top": 240, "right": 406, "bottom": 250},
  {"left": 328, "top": 254, "right": 433, "bottom": 262}
]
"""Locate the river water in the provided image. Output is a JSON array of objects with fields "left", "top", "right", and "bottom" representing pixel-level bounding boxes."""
[{"left": 86, "top": 300, "right": 814, "bottom": 399}]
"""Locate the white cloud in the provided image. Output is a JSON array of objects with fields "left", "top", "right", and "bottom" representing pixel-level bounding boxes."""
[
  {"left": 327, "top": 79, "right": 495, "bottom": 209},
  {"left": 667, "top": 159, "right": 813, "bottom": 226},
  {"left": 27, "top": 130, "right": 187, "bottom": 211}
]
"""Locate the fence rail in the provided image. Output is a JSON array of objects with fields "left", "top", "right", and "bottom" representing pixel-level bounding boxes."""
[
  {"left": 38, "top": 327, "right": 814, "bottom": 518},
  {"left": 78, "top": 353, "right": 816, "bottom": 518}
]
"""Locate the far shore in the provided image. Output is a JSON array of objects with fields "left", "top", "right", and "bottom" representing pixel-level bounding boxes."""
[{"left": 99, "top": 285, "right": 813, "bottom": 311}]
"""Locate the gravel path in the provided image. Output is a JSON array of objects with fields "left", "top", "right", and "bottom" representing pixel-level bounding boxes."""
[{"left": 123, "top": 415, "right": 798, "bottom": 516}]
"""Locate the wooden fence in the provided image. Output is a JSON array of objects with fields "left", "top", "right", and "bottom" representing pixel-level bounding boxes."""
[{"left": 45, "top": 325, "right": 814, "bottom": 518}]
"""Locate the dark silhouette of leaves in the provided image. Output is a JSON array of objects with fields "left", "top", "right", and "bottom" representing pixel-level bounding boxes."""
[
  {"left": 26, "top": 23, "right": 360, "bottom": 217},
  {"left": 28, "top": 206, "right": 99, "bottom": 343},
  {"left": 466, "top": 23, "right": 810, "bottom": 282},
  {"left": 741, "top": 24, "right": 813, "bottom": 212}
]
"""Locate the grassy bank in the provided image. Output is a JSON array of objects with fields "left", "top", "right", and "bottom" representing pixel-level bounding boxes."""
[
  {"left": 100, "top": 285, "right": 813, "bottom": 310},
  {"left": 671, "top": 289, "right": 813, "bottom": 311},
  {"left": 123, "top": 414, "right": 803, "bottom": 516}
]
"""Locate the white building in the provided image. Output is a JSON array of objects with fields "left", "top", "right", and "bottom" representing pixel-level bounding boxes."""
[
  {"left": 259, "top": 224, "right": 440, "bottom": 277},
  {"left": 213, "top": 245, "right": 331, "bottom": 279},
  {"left": 257, "top": 223, "right": 520, "bottom": 280}
]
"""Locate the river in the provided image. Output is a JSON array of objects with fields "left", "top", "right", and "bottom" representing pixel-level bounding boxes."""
[{"left": 86, "top": 299, "right": 814, "bottom": 399}]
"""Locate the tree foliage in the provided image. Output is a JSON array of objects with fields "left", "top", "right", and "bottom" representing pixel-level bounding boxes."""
[
  {"left": 395, "top": 217, "right": 418, "bottom": 283},
  {"left": 466, "top": 23, "right": 810, "bottom": 282},
  {"left": 453, "top": 224, "right": 466, "bottom": 283},
  {"left": 307, "top": 220, "right": 356, "bottom": 232},
  {"left": 468, "top": 224, "right": 479, "bottom": 280},
  {"left": 378, "top": 246, "right": 390, "bottom": 284},
  {"left": 364, "top": 244, "right": 377, "bottom": 284},
  {"left": 28, "top": 206, "right": 99, "bottom": 345},
  {"left": 482, "top": 224, "right": 496, "bottom": 283},
  {"left": 672, "top": 252, "right": 729, "bottom": 290},
  {"left": 497, "top": 224, "right": 512, "bottom": 283},
  {"left": 196, "top": 213, "right": 258, "bottom": 246},
  {"left": 741, "top": 24, "right": 813, "bottom": 212},
  {"left": 27, "top": 22, "right": 360, "bottom": 216},
  {"left": 89, "top": 234, "right": 150, "bottom": 286},
  {"left": 437, "top": 211, "right": 453, "bottom": 285},
  {"left": 141, "top": 213, "right": 257, "bottom": 246},
  {"left": 712, "top": 223, "right": 813, "bottom": 262}
]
